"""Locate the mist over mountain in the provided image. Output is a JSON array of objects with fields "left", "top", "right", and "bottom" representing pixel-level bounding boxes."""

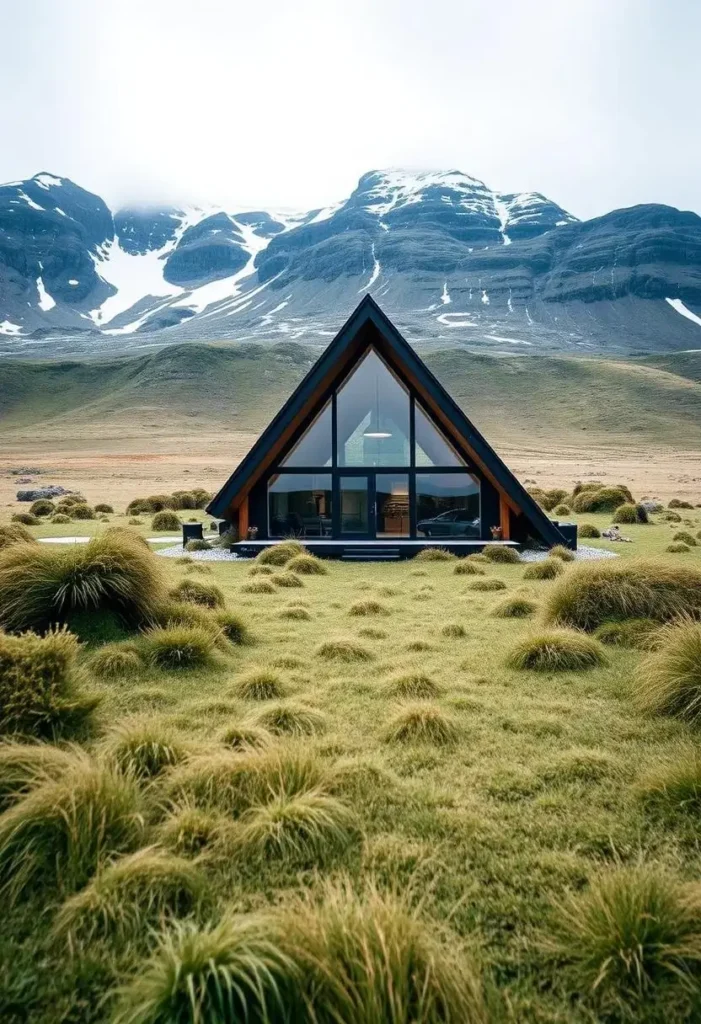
[{"left": 1, "top": 168, "right": 700, "bottom": 359}]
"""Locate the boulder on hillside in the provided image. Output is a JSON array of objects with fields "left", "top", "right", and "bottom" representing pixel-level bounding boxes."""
[{"left": 16, "top": 486, "right": 72, "bottom": 502}]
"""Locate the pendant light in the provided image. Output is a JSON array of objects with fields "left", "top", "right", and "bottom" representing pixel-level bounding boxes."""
[{"left": 363, "top": 369, "right": 392, "bottom": 439}]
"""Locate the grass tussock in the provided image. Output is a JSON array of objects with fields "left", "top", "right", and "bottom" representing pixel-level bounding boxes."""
[
  {"left": 279, "top": 605, "right": 311, "bottom": 620},
  {"left": 233, "top": 669, "right": 288, "bottom": 701},
  {"left": 0, "top": 627, "right": 99, "bottom": 738},
  {"left": 482, "top": 545, "right": 521, "bottom": 564},
  {"left": 213, "top": 609, "right": 249, "bottom": 645},
  {"left": 151, "top": 510, "right": 181, "bottom": 532},
  {"left": 491, "top": 596, "right": 539, "bottom": 618},
  {"left": 466, "top": 578, "right": 507, "bottom": 592},
  {"left": 88, "top": 642, "right": 144, "bottom": 680},
  {"left": 0, "top": 752, "right": 144, "bottom": 901},
  {"left": 544, "top": 559, "right": 701, "bottom": 631},
  {"left": 219, "top": 724, "right": 271, "bottom": 751},
  {"left": 165, "top": 745, "right": 326, "bottom": 816},
  {"left": 0, "top": 524, "right": 39, "bottom": 551},
  {"left": 255, "top": 541, "right": 305, "bottom": 566},
  {"left": 0, "top": 533, "right": 166, "bottom": 633},
  {"left": 234, "top": 789, "right": 357, "bottom": 864},
  {"left": 286, "top": 553, "right": 328, "bottom": 575},
  {"left": 156, "top": 804, "right": 228, "bottom": 856},
  {"left": 667, "top": 542, "right": 691, "bottom": 553},
  {"left": 141, "top": 625, "right": 218, "bottom": 671},
  {"left": 348, "top": 599, "right": 390, "bottom": 617},
  {"left": 634, "top": 619, "right": 701, "bottom": 723},
  {"left": 507, "top": 630, "right": 608, "bottom": 672},
  {"left": 673, "top": 531, "right": 698, "bottom": 547},
  {"left": 388, "top": 672, "right": 442, "bottom": 699},
  {"left": 413, "top": 547, "right": 456, "bottom": 562},
  {"left": 53, "top": 847, "right": 207, "bottom": 948},
  {"left": 316, "top": 638, "right": 373, "bottom": 662},
  {"left": 11, "top": 511, "right": 38, "bottom": 526},
  {"left": 453, "top": 559, "right": 485, "bottom": 575},
  {"left": 548, "top": 544, "right": 575, "bottom": 562},
  {"left": 169, "top": 578, "right": 225, "bottom": 609},
  {"left": 594, "top": 618, "right": 659, "bottom": 649},
  {"left": 578, "top": 523, "right": 601, "bottom": 538},
  {"left": 523, "top": 558, "right": 564, "bottom": 580},
  {"left": 257, "top": 702, "right": 326, "bottom": 738},
  {"left": 384, "top": 703, "right": 460, "bottom": 746},
  {"left": 272, "top": 571, "right": 305, "bottom": 589},
  {"left": 241, "top": 579, "right": 276, "bottom": 595},
  {"left": 441, "top": 622, "right": 466, "bottom": 637},
  {"left": 100, "top": 717, "right": 188, "bottom": 779},
  {"left": 547, "top": 867, "right": 701, "bottom": 1013},
  {"left": 0, "top": 739, "right": 76, "bottom": 810},
  {"left": 248, "top": 564, "right": 275, "bottom": 576}
]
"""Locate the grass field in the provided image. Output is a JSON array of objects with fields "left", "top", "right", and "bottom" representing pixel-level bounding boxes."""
[{"left": 2, "top": 497, "right": 701, "bottom": 1021}]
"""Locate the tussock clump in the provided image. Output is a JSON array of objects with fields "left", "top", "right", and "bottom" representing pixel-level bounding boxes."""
[
  {"left": 666, "top": 542, "right": 691, "bottom": 553},
  {"left": 248, "top": 564, "right": 274, "bottom": 576},
  {"left": 543, "top": 559, "right": 701, "bottom": 631},
  {"left": 29, "top": 498, "right": 55, "bottom": 517},
  {"left": 279, "top": 605, "right": 311, "bottom": 621},
  {"left": 257, "top": 702, "right": 326, "bottom": 738},
  {"left": 465, "top": 553, "right": 488, "bottom": 564},
  {"left": 482, "top": 545, "right": 521, "bottom": 564},
  {"left": 241, "top": 579, "right": 276, "bottom": 595},
  {"left": 50, "top": 513, "right": 71, "bottom": 524},
  {"left": 669, "top": 498, "right": 694, "bottom": 509},
  {"left": 388, "top": 672, "right": 442, "bottom": 699},
  {"left": 572, "top": 487, "right": 629, "bottom": 514},
  {"left": 0, "top": 523, "right": 37, "bottom": 550},
  {"left": 272, "top": 571, "right": 305, "bottom": 589},
  {"left": 634, "top": 619, "right": 701, "bottom": 723},
  {"left": 523, "top": 558, "right": 565, "bottom": 581},
  {"left": 53, "top": 847, "right": 207, "bottom": 947},
  {"left": 214, "top": 609, "right": 248, "bottom": 645},
  {"left": 11, "top": 512, "right": 38, "bottom": 526},
  {"left": 219, "top": 724, "right": 271, "bottom": 751},
  {"left": 70, "top": 503, "right": 96, "bottom": 520},
  {"left": 466, "top": 578, "right": 507, "bottom": 592},
  {"left": 94, "top": 503, "right": 114, "bottom": 514},
  {"left": 0, "top": 740, "right": 76, "bottom": 810},
  {"left": 234, "top": 789, "right": 357, "bottom": 864},
  {"left": 442, "top": 622, "right": 466, "bottom": 637},
  {"left": 0, "top": 627, "right": 98, "bottom": 738},
  {"left": 673, "top": 531, "right": 697, "bottom": 547},
  {"left": 149, "top": 600, "right": 216, "bottom": 636},
  {"left": 141, "top": 625, "right": 218, "bottom": 671},
  {"left": 546, "top": 867, "right": 701, "bottom": 1013},
  {"left": 660, "top": 510, "right": 682, "bottom": 523},
  {"left": 184, "top": 539, "right": 211, "bottom": 552},
  {"left": 384, "top": 703, "right": 460, "bottom": 746},
  {"left": 0, "top": 532, "right": 166, "bottom": 633},
  {"left": 579, "top": 523, "right": 601, "bottom": 539},
  {"left": 549, "top": 544, "right": 575, "bottom": 562},
  {"left": 507, "top": 630, "right": 607, "bottom": 672},
  {"left": 286, "top": 553, "right": 328, "bottom": 575},
  {"left": 151, "top": 510, "right": 181, "bottom": 531},
  {"left": 165, "top": 745, "right": 325, "bottom": 816},
  {"left": 100, "top": 718, "right": 188, "bottom": 779},
  {"left": 88, "top": 642, "right": 144, "bottom": 680},
  {"left": 0, "top": 753, "right": 144, "bottom": 900},
  {"left": 104, "top": 526, "right": 151, "bottom": 550},
  {"left": 613, "top": 503, "right": 649, "bottom": 525},
  {"left": 55, "top": 494, "right": 86, "bottom": 509},
  {"left": 156, "top": 804, "right": 227, "bottom": 856},
  {"left": 542, "top": 748, "right": 617, "bottom": 784},
  {"left": 454, "top": 559, "right": 485, "bottom": 575},
  {"left": 234, "top": 669, "right": 287, "bottom": 701},
  {"left": 594, "top": 618, "right": 659, "bottom": 649},
  {"left": 358, "top": 627, "right": 387, "bottom": 639},
  {"left": 492, "top": 596, "right": 538, "bottom": 618},
  {"left": 414, "top": 547, "right": 456, "bottom": 562},
  {"left": 169, "top": 578, "right": 225, "bottom": 609},
  {"left": 348, "top": 599, "right": 390, "bottom": 617},
  {"left": 317, "top": 638, "right": 373, "bottom": 662},
  {"left": 255, "top": 541, "right": 305, "bottom": 566},
  {"left": 553, "top": 504, "right": 571, "bottom": 516}
]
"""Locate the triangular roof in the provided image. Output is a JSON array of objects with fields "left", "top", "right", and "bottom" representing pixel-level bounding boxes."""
[{"left": 207, "top": 295, "right": 565, "bottom": 547}]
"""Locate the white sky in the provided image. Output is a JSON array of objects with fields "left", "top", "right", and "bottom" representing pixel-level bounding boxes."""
[{"left": 1, "top": 0, "right": 699, "bottom": 219}]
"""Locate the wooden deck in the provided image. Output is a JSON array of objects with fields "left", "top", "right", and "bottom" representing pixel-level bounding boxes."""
[{"left": 231, "top": 538, "right": 520, "bottom": 561}]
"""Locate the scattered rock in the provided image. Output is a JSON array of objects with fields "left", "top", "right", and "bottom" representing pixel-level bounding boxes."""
[{"left": 16, "top": 486, "right": 73, "bottom": 502}]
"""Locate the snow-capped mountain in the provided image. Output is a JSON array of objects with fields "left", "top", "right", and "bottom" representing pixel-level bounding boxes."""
[{"left": 1, "top": 168, "right": 700, "bottom": 358}]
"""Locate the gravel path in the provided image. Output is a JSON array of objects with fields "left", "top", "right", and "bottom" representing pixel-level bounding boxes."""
[{"left": 156, "top": 543, "right": 618, "bottom": 563}]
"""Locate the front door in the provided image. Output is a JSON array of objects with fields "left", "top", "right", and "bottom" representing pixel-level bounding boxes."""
[
  {"left": 338, "top": 473, "right": 411, "bottom": 539},
  {"left": 339, "top": 475, "right": 372, "bottom": 537}
]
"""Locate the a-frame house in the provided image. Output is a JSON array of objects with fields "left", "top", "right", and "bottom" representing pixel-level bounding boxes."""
[{"left": 207, "top": 296, "right": 570, "bottom": 559}]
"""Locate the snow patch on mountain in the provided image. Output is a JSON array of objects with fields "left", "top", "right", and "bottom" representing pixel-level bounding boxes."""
[
  {"left": 36, "top": 277, "right": 55, "bottom": 311},
  {"left": 666, "top": 297, "right": 701, "bottom": 328}
]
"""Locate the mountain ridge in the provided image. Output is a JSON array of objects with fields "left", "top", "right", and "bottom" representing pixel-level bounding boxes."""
[{"left": 1, "top": 168, "right": 700, "bottom": 359}]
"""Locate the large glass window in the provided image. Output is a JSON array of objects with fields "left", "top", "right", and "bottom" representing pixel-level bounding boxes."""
[
  {"left": 336, "top": 349, "right": 410, "bottom": 467},
  {"left": 376, "top": 473, "right": 410, "bottom": 537},
  {"left": 415, "top": 402, "right": 465, "bottom": 467},
  {"left": 280, "top": 401, "right": 332, "bottom": 468},
  {"left": 340, "top": 476, "right": 369, "bottom": 534},
  {"left": 268, "top": 473, "right": 332, "bottom": 538},
  {"left": 415, "top": 473, "right": 480, "bottom": 539}
]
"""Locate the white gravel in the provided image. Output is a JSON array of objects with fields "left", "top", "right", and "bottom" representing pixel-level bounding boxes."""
[
  {"left": 156, "top": 543, "right": 618, "bottom": 563},
  {"left": 40, "top": 535, "right": 191, "bottom": 545}
]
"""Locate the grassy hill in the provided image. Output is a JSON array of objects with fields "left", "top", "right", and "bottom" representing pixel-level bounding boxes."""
[{"left": 1, "top": 341, "right": 701, "bottom": 450}]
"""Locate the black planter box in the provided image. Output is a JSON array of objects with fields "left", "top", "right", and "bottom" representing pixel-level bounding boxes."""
[{"left": 182, "top": 522, "right": 204, "bottom": 547}]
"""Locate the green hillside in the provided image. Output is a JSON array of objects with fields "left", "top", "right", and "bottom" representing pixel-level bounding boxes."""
[{"left": 1, "top": 341, "right": 700, "bottom": 449}]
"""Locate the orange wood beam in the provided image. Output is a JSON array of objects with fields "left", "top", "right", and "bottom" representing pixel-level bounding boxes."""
[
  {"left": 499, "top": 494, "right": 511, "bottom": 540},
  {"left": 237, "top": 497, "right": 249, "bottom": 539}
]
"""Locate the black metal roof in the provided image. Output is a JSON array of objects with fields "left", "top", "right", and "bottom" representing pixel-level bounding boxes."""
[{"left": 207, "top": 295, "right": 565, "bottom": 547}]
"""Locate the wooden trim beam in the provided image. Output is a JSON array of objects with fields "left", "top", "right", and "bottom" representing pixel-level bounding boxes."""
[
  {"left": 499, "top": 494, "right": 511, "bottom": 540},
  {"left": 237, "top": 498, "right": 249, "bottom": 539}
]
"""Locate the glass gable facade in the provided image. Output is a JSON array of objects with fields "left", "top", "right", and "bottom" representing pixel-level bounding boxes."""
[{"left": 267, "top": 347, "right": 481, "bottom": 539}]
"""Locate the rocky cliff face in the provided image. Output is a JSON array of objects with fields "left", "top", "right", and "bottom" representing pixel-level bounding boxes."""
[{"left": 1, "top": 168, "right": 700, "bottom": 358}]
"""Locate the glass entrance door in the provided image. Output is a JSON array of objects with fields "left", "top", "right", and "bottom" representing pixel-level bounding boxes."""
[{"left": 339, "top": 476, "right": 371, "bottom": 536}]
